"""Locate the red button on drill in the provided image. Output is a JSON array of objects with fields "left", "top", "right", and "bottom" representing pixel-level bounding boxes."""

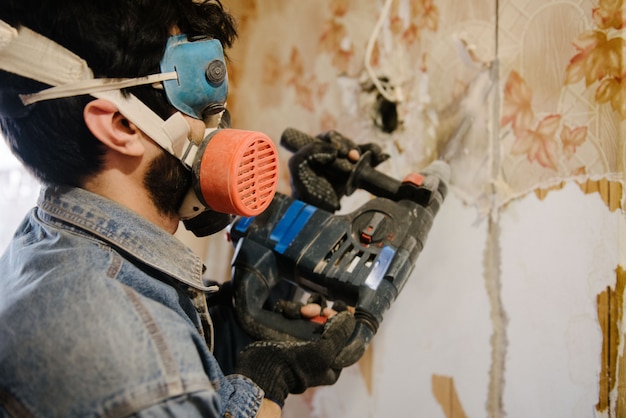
[
  {"left": 402, "top": 172, "right": 424, "bottom": 187},
  {"left": 360, "top": 212, "right": 386, "bottom": 244}
]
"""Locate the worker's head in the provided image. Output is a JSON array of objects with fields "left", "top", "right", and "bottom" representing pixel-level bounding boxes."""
[{"left": 0, "top": 0, "right": 239, "bottom": 219}]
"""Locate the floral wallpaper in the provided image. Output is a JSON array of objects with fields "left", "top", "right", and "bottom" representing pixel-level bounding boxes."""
[
  {"left": 497, "top": 0, "right": 625, "bottom": 207},
  {"left": 227, "top": 0, "right": 624, "bottom": 211}
]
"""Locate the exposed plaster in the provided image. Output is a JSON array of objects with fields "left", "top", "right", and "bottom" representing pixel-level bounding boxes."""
[
  {"left": 358, "top": 345, "right": 374, "bottom": 395},
  {"left": 596, "top": 266, "right": 625, "bottom": 416},
  {"left": 432, "top": 374, "right": 469, "bottom": 418}
]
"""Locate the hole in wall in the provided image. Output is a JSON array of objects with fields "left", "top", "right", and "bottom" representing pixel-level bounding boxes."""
[
  {"left": 362, "top": 76, "right": 400, "bottom": 134},
  {"left": 374, "top": 93, "right": 398, "bottom": 134}
]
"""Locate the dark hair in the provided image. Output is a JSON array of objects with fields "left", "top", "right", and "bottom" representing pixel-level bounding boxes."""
[{"left": 0, "top": 0, "right": 238, "bottom": 186}]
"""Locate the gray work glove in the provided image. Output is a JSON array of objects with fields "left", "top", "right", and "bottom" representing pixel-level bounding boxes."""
[
  {"left": 234, "top": 311, "right": 356, "bottom": 407},
  {"left": 282, "top": 129, "right": 389, "bottom": 212}
]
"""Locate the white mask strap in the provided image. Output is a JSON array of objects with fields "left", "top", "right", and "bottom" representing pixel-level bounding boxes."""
[
  {"left": 20, "top": 72, "right": 178, "bottom": 105},
  {"left": 94, "top": 90, "right": 196, "bottom": 166},
  {"left": 0, "top": 20, "right": 92, "bottom": 86},
  {"left": 0, "top": 20, "right": 195, "bottom": 165}
]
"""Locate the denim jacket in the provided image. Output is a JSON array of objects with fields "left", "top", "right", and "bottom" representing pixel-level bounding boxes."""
[{"left": 0, "top": 186, "right": 263, "bottom": 417}]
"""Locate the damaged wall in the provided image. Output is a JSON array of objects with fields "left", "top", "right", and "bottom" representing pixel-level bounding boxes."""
[{"left": 221, "top": 0, "right": 625, "bottom": 417}]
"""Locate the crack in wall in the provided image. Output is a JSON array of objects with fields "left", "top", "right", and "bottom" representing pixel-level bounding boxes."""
[
  {"left": 485, "top": 5, "right": 508, "bottom": 406},
  {"left": 484, "top": 217, "right": 508, "bottom": 418}
]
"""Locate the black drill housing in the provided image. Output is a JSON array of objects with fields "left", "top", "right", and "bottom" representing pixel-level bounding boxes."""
[{"left": 228, "top": 136, "right": 448, "bottom": 366}]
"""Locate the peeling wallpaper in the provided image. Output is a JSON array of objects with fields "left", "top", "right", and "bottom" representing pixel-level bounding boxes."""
[
  {"left": 497, "top": 0, "right": 625, "bottom": 208},
  {"left": 596, "top": 267, "right": 625, "bottom": 415},
  {"left": 226, "top": 0, "right": 624, "bottom": 211},
  {"left": 224, "top": 0, "right": 625, "bottom": 417}
]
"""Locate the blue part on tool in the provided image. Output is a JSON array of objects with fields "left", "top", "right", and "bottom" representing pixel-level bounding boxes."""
[
  {"left": 234, "top": 216, "right": 255, "bottom": 233},
  {"left": 364, "top": 246, "right": 396, "bottom": 290},
  {"left": 271, "top": 201, "right": 317, "bottom": 254}
]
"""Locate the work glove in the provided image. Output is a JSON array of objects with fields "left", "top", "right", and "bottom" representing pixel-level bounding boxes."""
[
  {"left": 234, "top": 310, "right": 356, "bottom": 407},
  {"left": 281, "top": 129, "right": 389, "bottom": 212}
]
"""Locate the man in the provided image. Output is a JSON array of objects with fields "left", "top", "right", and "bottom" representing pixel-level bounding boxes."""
[{"left": 0, "top": 1, "right": 361, "bottom": 416}]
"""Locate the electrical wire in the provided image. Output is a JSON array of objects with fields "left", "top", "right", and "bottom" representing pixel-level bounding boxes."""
[{"left": 364, "top": 0, "right": 399, "bottom": 103}]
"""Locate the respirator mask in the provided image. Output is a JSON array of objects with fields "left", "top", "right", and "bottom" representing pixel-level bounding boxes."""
[{"left": 0, "top": 22, "right": 279, "bottom": 236}]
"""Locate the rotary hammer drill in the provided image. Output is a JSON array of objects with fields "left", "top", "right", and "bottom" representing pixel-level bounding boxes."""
[{"left": 228, "top": 128, "right": 449, "bottom": 367}]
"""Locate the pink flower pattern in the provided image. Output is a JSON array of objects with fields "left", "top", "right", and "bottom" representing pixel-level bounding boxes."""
[
  {"left": 502, "top": 71, "right": 589, "bottom": 171},
  {"left": 501, "top": 70, "right": 534, "bottom": 136},
  {"left": 565, "top": 0, "right": 626, "bottom": 119},
  {"left": 511, "top": 115, "right": 561, "bottom": 171},
  {"left": 561, "top": 125, "right": 589, "bottom": 160}
]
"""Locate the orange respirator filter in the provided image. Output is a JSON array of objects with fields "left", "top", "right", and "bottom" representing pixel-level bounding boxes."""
[{"left": 193, "top": 129, "right": 279, "bottom": 217}]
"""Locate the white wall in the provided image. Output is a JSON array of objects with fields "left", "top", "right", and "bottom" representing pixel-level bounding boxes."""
[{"left": 0, "top": 138, "right": 39, "bottom": 253}]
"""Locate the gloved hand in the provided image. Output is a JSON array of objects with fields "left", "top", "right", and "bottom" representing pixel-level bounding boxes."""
[
  {"left": 281, "top": 129, "right": 389, "bottom": 212},
  {"left": 274, "top": 293, "right": 351, "bottom": 320},
  {"left": 234, "top": 311, "right": 356, "bottom": 407}
]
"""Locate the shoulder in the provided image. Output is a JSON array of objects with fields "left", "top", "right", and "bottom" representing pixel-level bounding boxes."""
[{"left": 0, "top": 262, "right": 220, "bottom": 417}]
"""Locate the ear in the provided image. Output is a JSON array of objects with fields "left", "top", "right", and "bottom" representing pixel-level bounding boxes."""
[{"left": 83, "top": 99, "right": 145, "bottom": 157}]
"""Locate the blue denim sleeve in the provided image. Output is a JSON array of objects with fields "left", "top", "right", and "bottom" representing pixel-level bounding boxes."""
[
  {"left": 130, "top": 391, "right": 222, "bottom": 417},
  {"left": 126, "top": 376, "right": 263, "bottom": 418},
  {"left": 222, "top": 375, "right": 265, "bottom": 417},
  {"left": 129, "top": 378, "right": 264, "bottom": 418}
]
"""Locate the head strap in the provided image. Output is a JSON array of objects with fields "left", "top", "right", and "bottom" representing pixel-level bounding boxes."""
[{"left": 0, "top": 20, "right": 194, "bottom": 164}]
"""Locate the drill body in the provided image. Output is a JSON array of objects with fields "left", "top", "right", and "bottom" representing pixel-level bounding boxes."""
[{"left": 228, "top": 157, "right": 448, "bottom": 366}]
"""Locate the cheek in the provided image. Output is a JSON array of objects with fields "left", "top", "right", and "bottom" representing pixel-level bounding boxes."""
[{"left": 140, "top": 133, "right": 168, "bottom": 161}]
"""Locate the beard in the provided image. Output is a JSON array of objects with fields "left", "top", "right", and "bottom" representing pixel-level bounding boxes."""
[{"left": 144, "top": 150, "right": 191, "bottom": 218}]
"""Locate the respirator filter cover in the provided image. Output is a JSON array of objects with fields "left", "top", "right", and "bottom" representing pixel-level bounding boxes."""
[{"left": 193, "top": 129, "right": 279, "bottom": 217}]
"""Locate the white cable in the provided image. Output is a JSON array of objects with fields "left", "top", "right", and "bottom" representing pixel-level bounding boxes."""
[{"left": 364, "top": 0, "right": 398, "bottom": 103}]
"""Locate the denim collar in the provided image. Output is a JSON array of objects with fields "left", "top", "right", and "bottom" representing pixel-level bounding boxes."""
[{"left": 36, "top": 185, "right": 213, "bottom": 291}]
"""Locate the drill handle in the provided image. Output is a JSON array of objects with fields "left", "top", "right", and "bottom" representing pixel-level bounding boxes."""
[
  {"left": 281, "top": 128, "right": 400, "bottom": 199},
  {"left": 281, "top": 127, "right": 449, "bottom": 204},
  {"left": 344, "top": 151, "right": 399, "bottom": 198}
]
